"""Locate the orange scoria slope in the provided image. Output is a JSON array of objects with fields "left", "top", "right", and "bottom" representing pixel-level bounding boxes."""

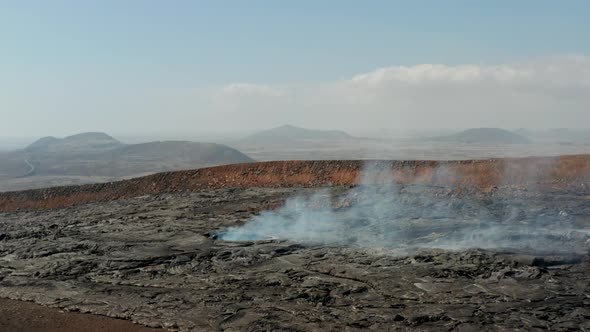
[{"left": 0, "top": 155, "right": 589, "bottom": 212}]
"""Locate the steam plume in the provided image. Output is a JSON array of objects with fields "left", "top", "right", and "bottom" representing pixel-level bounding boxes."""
[{"left": 220, "top": 161, "right": 587, "bottom": 253}]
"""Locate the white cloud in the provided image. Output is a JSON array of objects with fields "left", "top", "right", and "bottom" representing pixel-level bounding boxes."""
[
  {"left": 346, "top": 55, "right": 590, "bottom": 87},
  {"left": 305, "top": 55, "right": 590, "bottom": 129},
  {"left": 5, "top": 55, "right": 589, "bottom": 136},
  {"left": 350, "top": 64, "right": 491, "bottom": 84},
  {"left": 185, "top": 56, "right": 590, "bottom": 131}
]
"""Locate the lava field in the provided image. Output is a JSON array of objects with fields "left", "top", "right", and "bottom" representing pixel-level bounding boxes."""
[{"left": 0, "top": 158, "right": 589, "bottom": 331}]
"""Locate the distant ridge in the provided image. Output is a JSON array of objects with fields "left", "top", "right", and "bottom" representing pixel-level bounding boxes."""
[
  {"left": 64, "top": 132, "right": 119, "bottom": 141},
  {"left": 25, "top": 132, "right": 123, "bottom": 153},
  {"left": 25, "top": 136, "right": 59, "bottom": 151},
  {"left": 109, "top": 141, "right": 254, "bottom": 165},
  {"left": 0, "top": 132, "right": 254, "bottom": 190},
  {"left": 243, "top": 125, "right": 353, "bottom": 143},
  {"left": 435, "top": 128, "right": 531, "bottom": 144},
  {"left": 23, "top": 133, "right": 253, "bottom": 166}
]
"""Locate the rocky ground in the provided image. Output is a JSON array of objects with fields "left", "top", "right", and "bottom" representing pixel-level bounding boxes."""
[{"left": 1, "top": 185, "right": 589, "bottom": 331}]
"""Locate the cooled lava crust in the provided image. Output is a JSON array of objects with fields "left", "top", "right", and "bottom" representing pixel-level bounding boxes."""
[{"left": 1, "top": 155, "right": 589, "bottom": 212}]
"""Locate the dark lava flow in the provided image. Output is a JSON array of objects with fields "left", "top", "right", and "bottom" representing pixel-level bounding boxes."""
[{"left": 1, "top": 186, "right": 589, "bottom": 331}]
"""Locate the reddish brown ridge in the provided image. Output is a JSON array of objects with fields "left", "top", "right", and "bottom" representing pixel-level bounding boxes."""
[{"left": 1, "top": 155, "right": 589, "bottom": 212}]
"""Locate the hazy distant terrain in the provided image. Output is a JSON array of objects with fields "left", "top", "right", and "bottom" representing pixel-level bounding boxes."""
[
  {"left": 516, "top": 128, "right": 590, "bottom": 144},
  {"left": 241, "top": 125, "right": 355, "bottom": 144},
  {"left": 0, "top": 132, "right": 253, "bottom": 191},
  {"left": 231, "top": 126, "right": 590, "bottom": 162},
  {"left": 433, "top": 128, "right": 531, "bottom": 144},
  {"left": 2, "top": 127, "right": 590, "bottom": 191}
]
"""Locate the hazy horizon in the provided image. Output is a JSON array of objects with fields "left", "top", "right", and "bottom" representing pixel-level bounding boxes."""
[{"left": 2, "top": 125, "right": 590, "bottom": 145}]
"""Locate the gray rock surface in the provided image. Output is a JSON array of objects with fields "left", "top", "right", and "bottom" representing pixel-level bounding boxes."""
[{"left": 0, "top": 187, "right": 589, "bottom": 331}]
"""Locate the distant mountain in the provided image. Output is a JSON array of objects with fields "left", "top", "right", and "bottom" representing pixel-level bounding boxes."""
[
  {"left": 0, "top": 133, "right": 254, "bottom": 191},
  {"left": 110, "top": 141, "right": 253, "bottom": 165},
  {"left": 435, "top": 128, "right": 531, "bottom": 144},
  {"left": 25, "top": 136, "right": 59, "bottom": 151},
  {"left": 243, "top": 125, "right": 353, "bottom": 143},
  {"left": 25, "top": 132, "right": 123, "bottom": 153}
]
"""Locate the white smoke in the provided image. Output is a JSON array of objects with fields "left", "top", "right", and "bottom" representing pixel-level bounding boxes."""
[{"left": 219, "top": 161, "right": 588, "bottom": 253}]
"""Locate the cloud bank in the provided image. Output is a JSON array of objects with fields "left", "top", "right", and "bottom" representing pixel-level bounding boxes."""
[
  {"left": 198, "top": 55, "right": 590, "bottom": 131},
  {"left": 2, "top": 55, "right": 590, "bottom": 136}
]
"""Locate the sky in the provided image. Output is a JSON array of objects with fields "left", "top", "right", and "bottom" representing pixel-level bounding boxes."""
[{"left": 1, "top": 0, "right": 589, "bottom": 138}]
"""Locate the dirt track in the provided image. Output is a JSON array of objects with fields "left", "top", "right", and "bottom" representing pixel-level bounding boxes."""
[
  {"left": 0, "top": 298, "right": 163, "bottom": 332},
  {"left": 1, "top": 155, "right": 589, "bottom": 212}
]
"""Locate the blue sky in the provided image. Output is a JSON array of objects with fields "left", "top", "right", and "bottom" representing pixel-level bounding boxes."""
[
  {"left": 2, "top": 0, "right": 589, "bottom": 84},
  {"left": 1, "top": 1, "right": 589, "bottom": 136}
]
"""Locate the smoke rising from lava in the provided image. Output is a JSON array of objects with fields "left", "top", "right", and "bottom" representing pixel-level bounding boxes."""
[{"left": 220, "top": 161, "right": 586, "bottom": 252}]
